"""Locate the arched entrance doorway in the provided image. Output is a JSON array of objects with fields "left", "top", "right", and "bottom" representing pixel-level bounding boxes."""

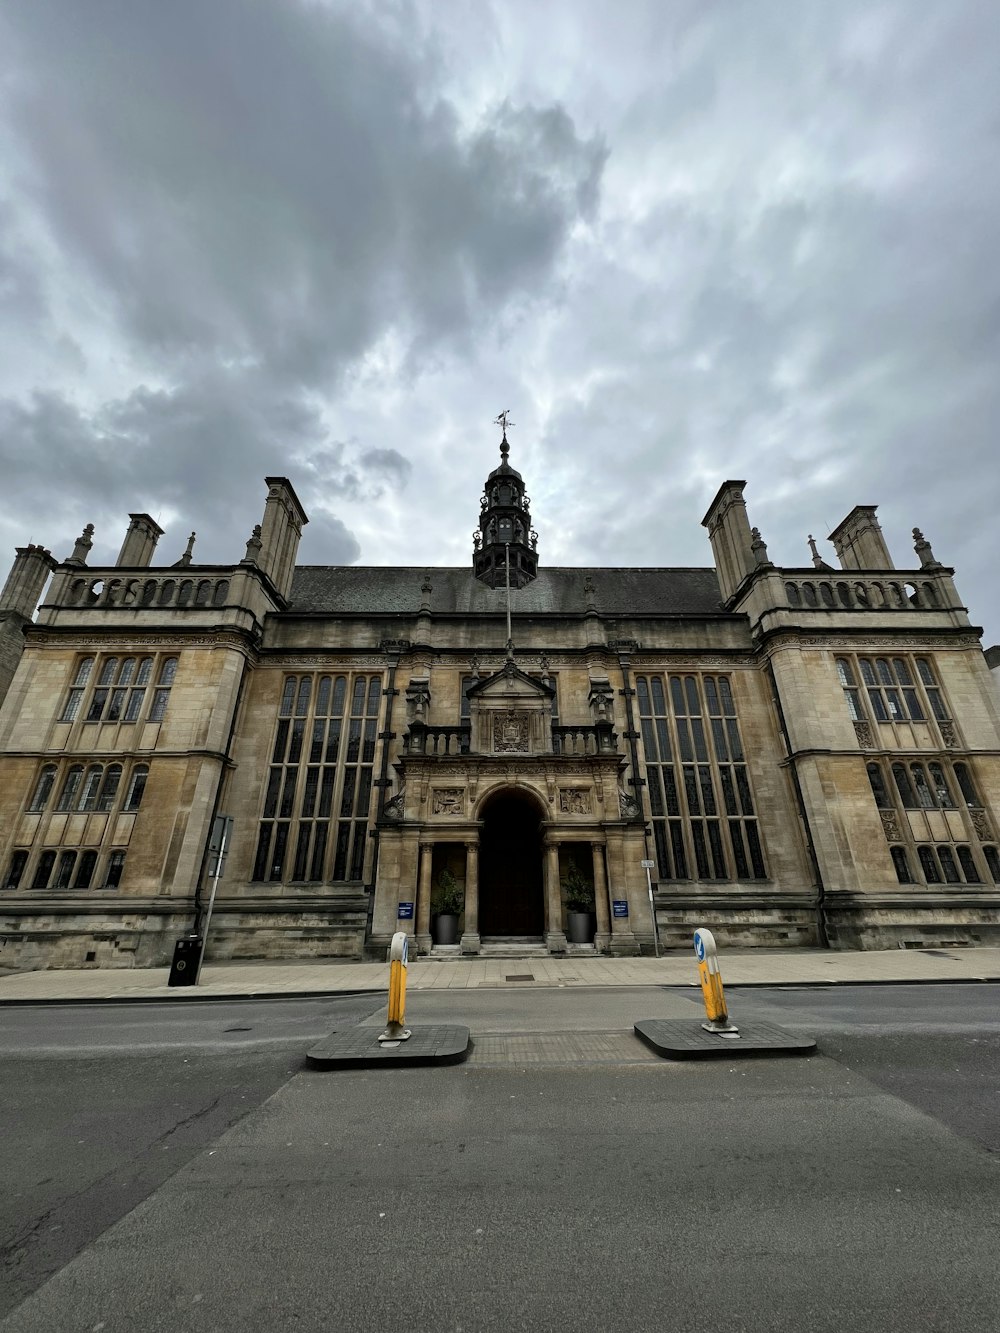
[{"left": 478, "top": 790, "right": 544, "bottom": 937}]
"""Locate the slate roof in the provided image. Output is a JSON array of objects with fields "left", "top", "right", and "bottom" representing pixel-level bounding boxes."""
[{"left": 287, "top": 566, "right": 725, "bottom": 617}]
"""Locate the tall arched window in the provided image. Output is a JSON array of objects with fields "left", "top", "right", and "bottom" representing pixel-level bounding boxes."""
[
  {"left": 892, "top": 763, "right": 917, "bottom": 808},
  {"left": 953, "top": 764, "right": 981, "bottom": 808},
  {"left": 77, "top": 764, "right": 105, "bottom": 812},
  {"left": 917, "top": 846, "right": 941, "bottom": 883},
  {"left": 96, "top": 765, "right": 123, "bottom": 812},
  {"left": 866, "top": 764, "right": 891, "bottom": 808},
  {"left": 28, "top": 765, "right": 57, "bottom": 812},
  {"left": 956, "top": 847, "right": 981, "bottom": 883},
  {"left": 32, "top": 850, "right": 57, "bottom": 889},
  {"left": 56, "top": 766, "right": 85, "bottom": 812},
  {"left": 60, "top": 658, "right": 95, "bottom": 722},
  {"left": 4, "top": 851, "right": 29, "bottom": 890},
  {"left": 54, "top": 851, "right": 77, "bottom": 889},
  {"left": 123, "top": 658, "right": 154, "bottom": 722},
  {"left": 149, "top": 658, "right": 178, "bottom": 722},
  {"left": 73, "top": 851, "right": 99, "bottom": 889},
  {"left": 124, "top": 765, "right": 149, "bottom": 813}
]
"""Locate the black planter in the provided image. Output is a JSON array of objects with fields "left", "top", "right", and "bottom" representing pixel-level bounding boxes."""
[
  {"left": 433, "top": 913, "right": 459, "bottom": 945},
  {"left": 566, "top": 910, "right": 596, "bottom": 944}
]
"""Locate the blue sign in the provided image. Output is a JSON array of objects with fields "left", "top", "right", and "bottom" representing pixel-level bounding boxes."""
[
  {"left": 694, "top": 929, "right": 707, "bottom": 962},
  {"left": 612, "top": 900, "right": 629, "bottom": 919},
  {"left": 397, "top": 901, "right": 414, "bottom": 920}
]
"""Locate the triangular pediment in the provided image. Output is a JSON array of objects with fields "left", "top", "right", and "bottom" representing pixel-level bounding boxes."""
[{"left": 466, "top": 661, "right": 555, "bottom": 701}]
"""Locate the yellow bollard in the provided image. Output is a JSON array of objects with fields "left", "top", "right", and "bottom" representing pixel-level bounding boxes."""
[
  {"left": 378, "top": 931, "right": 412, "bottom": 1044},
  {"left": 693, "top": 928, "right": 739, "bottom": 1038}
]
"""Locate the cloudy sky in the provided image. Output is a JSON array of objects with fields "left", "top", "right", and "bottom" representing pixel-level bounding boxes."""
[{"left": 1, "top": 1, "right": 998, "bottom": 641}]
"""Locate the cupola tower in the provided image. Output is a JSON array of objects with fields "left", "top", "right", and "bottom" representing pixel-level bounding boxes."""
[{"left": 472, "top": 412, "right": 538, "bottom": 589}]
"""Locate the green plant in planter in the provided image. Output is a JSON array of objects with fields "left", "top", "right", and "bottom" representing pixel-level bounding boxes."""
[
  {"left": 432, "top": 867, "right": 465, "bottom": 917},
  {"left": 562, "top": 863, "right": 595, "bottom": 913}
]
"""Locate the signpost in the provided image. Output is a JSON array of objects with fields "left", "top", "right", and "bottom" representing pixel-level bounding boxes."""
[
  {"left": 641, "top": 858, "right": 660, "bottom": 958},
  {"left": 196, "top": 814, "right": 233, "bottom": 985}
]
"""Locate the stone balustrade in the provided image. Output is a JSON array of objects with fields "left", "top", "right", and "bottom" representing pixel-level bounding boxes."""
[
  {"left": 59, "top": 571, "right": 233, "bottom": 610},
  {"left": 403, "top": 724, "right": 471, "bottom": 756},
  {"left": 553, "top": 724, "right": 605, "bottom": 755},
  {"left": 781, "top": 571, "right": 947, "bottom": 613}
]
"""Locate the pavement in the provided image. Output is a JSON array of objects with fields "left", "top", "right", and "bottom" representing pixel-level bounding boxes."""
[{"left": 3, "top": 944, "right": 1000, "bottom": 1002}]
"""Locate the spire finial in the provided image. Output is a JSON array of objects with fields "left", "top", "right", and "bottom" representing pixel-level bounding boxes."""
[
  {"left": 175, "top": 531, "right": 197, "bottom": 567},
  {"left": 494, "top": 409, "right": 514, "bottom": 461}
]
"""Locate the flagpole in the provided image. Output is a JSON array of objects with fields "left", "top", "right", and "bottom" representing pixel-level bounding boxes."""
[{"left": 505, "top": 541, "right": 513, "bottom": 655}]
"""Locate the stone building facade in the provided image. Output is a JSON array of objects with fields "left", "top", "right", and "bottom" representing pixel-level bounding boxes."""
[{"left": 2, "top": 433, "right": 999, "bottom": 969}]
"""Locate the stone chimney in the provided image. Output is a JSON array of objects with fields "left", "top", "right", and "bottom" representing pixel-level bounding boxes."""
[
  {"left": 257, "top": 477, "right": 309, "bottom": 601},
  {"left": 117, "top": 513, "right": 164, "bottom": 568},
  {"left": 0, "top": 545, "right": 58, "bottom": 709},
  {"left": 0, "top": 545, "right": 58, "bottom": 620},
  {"left": 828, "top": 506, "right": 893, "bottom": 571},
  {"left": 701, "top": 480, "right": 756, "bottom": 602}
]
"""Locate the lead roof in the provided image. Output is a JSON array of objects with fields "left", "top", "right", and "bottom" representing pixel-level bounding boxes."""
[{"left": 287, "top": 566, "right": 724, "bottom": 616}]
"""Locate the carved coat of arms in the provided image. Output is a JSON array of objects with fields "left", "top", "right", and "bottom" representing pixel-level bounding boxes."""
[{"left": 493, "top": 711, "right": 529, "bottom": 752}]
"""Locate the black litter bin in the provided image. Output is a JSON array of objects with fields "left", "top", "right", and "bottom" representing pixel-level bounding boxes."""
[{"left": 168, "top": 934, "right": 204, "bottom": 987}]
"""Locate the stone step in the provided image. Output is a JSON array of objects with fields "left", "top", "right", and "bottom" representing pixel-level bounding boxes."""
[{"left": 479, "top": 938, "right": 549, "bottom": 958}]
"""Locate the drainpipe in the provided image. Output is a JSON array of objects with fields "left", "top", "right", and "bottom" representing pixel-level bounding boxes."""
[
  {"left": 368, "top": 650, "right": 400, "bottom": 942},
  {"left": 764, "top": 658, "right": 830, "bottom": 948},
  {"left": 193, "top": 646, "right": 253, "bottom": 933},
  {"left": 615, "top": 645, "right": 658, "bottom": 952}
]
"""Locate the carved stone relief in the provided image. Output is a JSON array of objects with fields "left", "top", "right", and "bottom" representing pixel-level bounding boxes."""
[
  {"left": 432, "top": 788, "right": 465, "bottom": 815},
  {"left": 382, "top": 790, "right": 405, "bottom": 821},
  {"left": 938, "top": 720, "right": 959, "bottom": 748},
  {"left": 853, "top": 720, "right": 874, "bottom": 749},
  {"left": 971, "top": 809, "right": 993, "bottom": 840},
  {"left": 558, "top": 789, "right": 591, "bottom": 815},
  {"left": 493, "top": 711, "right": 530, "bottom": 753},
  {"left": 618, "top": 789, "right": 639, "bottom": 818},
  {"left": 879, "top": 809, "right": 902, "bottom": 842}
]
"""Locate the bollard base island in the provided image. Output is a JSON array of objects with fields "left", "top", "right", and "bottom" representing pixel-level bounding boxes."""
[
  {"left": 307, "top": 931, "right": 470, "bottom": 1069},
  {"left": 634, "top": 926, "right": 817, "bottom": 1060}
]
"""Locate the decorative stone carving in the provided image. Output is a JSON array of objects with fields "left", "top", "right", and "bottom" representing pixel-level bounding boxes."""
[
  {"left": 493, "top": 711, "right": 529, "bottom": 752},
  {"left": 559, "top": 789, "right": 591, "bottom": 815},
  {"left": 618, "top": 789, "right": 639, "bottom": 818},
  {"left": 588, "top": 678, "right": 614, "bottom": 724},
  {"left": 879, "top": 810, "right": 901, "bottom": 842},
  {"left": 939, "top": 720, "right": 959, "bottom": 748},
  {"left": 242, "top": 524, "right": 262, "bottom": 564},
  {"left": 853, "top": 720, "right": 874, "bottom": 749},
  {"left": 383, "top": 790, "right": 405, "bottom": 820},
  {"left": 405, "top": 677, "right": 431, "bottom": 724},
  {"left": 750, "top": 526, "right": 771, "bottom": 566},
  {"left": 971, "top": 810, "right": 992, "bottom": 840},
  {"left": 432, "top": 788, "right": 465, "bottom": 815}
]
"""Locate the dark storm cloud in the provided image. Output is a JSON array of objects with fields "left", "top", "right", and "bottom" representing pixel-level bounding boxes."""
[
  {"left": 0, "top": 373, "right": 362, "bottom": 563},
  {"left": 0, "top": 0, "right": 998, "bottom": 644},
  {"left": 1, "top": 0, "right": 604, "bottom": 378},
  {"left": 0, "top": 0, "right": 604, "bottom": 572}
]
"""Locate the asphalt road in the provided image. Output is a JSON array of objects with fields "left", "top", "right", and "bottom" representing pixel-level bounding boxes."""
[{"left": 2, "top": 984, "right": 999, "bottom": 1332}]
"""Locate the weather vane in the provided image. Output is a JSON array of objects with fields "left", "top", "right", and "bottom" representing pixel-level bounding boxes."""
[
  {"left": 494, "top": 409, "right": 514, "bottom": 439},
  {"left": 495, "top": 409, "right": 514, "bottom": 458}
]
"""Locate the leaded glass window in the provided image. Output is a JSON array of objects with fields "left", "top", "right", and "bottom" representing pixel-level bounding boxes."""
[
  {"left": 636, "top": 673, "right": 765, "bottom": 882},
  {"left": 253, "top": 672, "right": 384, "bottom": 884}
]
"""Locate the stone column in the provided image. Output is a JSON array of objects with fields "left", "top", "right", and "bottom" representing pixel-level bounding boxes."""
[
  {"left": 461, "top": 840, "right": 480, "bottom": 954},
  {"left": 605, "top": 829, "right": 638, "bottom": 955},
  {"left": 592, "top": 841, "right": 611, "bottom": 953},
  {"left": 544, "top": 839, "right": 567, "bottom": 953},
  {"left": 416, "top": 842, "right": 434, "bottom": 955}
]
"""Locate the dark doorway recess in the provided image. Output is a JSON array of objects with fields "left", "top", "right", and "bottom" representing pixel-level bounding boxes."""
[{"left": 478, "top": 791, "right": 544, "bottom": 936}]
